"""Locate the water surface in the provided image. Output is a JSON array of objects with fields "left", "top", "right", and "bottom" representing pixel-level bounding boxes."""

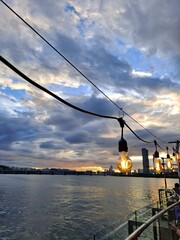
[{"left": 0, "top": 174, "right": 177, "bottom": 239}]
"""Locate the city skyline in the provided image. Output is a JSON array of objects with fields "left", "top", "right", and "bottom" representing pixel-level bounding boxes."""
[{"left": 0, "top": 0, "right": 180, "bottom": 171}]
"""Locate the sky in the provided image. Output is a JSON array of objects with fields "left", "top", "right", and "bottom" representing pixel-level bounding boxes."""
[{"left": 0, "top": 0, "right": 180, "bottom": 171}]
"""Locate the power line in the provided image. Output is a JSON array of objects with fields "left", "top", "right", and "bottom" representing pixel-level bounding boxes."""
[
  {"left": 0, "top": 55, "right": 154, "bottom": 144},
  {"left": 0, "top": 0, "right": 165, "bottom": 143}
]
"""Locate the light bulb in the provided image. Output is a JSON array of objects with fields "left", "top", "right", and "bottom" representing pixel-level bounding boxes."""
[
  {"left": 172, "top": 154, "right": 176, "bottom": 162},
  {"left": 166, "top": 158, "right": 172, "bottom": 169},
  {"left": 116, "top": 151, "right": 132, "bottom": 172},
  {"left": 155, "top": 158, "right": 162, "bottom": 173},
  {"left": 176, "top": 153, "right": 180, "bottom": 162}
]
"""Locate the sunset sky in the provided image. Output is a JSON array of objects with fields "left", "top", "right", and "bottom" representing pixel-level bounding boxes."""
[{"left": 0, "top": 0, "right": 180, "bottom": 171}]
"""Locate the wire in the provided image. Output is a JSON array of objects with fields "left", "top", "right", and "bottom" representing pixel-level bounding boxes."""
[
  {"left": 154, "top": 140, "right": 165, "bottom": 151},
  {"left": 124, "top": 123, "right": 153, "bottom": 144},
  {"left": 0, "top": 0, "right": 165, "bottom": 143},
  {"left": 0, "top": 56, "right": 117, "bottom": 120},
  {"left": 156, "top": 141, "right": 165, "bottom": 151},
  {"left": 0, "top": 55, "right": 154, "bottom": 144},
  {"left": 123, "top": 111, "right": 166, "bottom": 143},
  {"left": 118, "top": 117, "right": 153, "bottom": 144}
]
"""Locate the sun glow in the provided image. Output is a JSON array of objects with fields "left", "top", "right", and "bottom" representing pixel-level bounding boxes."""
[{"left": 73, "top": 166, "right": 105, "bottom": 172}]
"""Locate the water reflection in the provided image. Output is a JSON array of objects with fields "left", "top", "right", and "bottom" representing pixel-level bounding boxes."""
[{"left": 0, "top": 175, "right": 177, "bottom": 239}]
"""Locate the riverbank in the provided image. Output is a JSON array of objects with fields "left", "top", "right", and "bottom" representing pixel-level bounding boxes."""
[{"left": 0, "top": 169, "right": 179, "bottom": 178}]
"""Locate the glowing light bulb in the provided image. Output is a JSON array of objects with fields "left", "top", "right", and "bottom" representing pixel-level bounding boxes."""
[
  {"left": 116, "top": 151, "right": 132, "bottom": 172},
  {"left": 172, "top": 154, "right": 176, "bottom": 162},
  {"left": 176, "top": 153, "right": 180, "bottom": 162},
  {"left": 155, "top": 158, "right": 162, "bottom": 173},
  {"left": 166, "top": 158, "right": 172, "bottom": 169},
  {"left": 116, "top": 119, "right": 132, "bottom": 173}
]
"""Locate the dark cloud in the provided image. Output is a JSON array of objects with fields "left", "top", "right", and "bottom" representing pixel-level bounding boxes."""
[
  {"left": 65, "top": 131, "right": 91, "bottom": 144},
  {"left": 39, "top": 141, "right": 64, "bottom": 149},
  {"left": 45, "top": 107, "right": 90, "bottom": 131},
  {"left": 78, "top": 94, "right": 118, "bottom": 116},
  {"left": 132, "top": 76, "right": 180, "bottom": 96},
  {"left": 55, "top": 32, "right": 82, "bottom": 61},
  {"left": 0, "top": 110, "right": 51, "bottom": 149},
  {"left": 87, "top": 43, "right": 131, "bottom": 78},
  {"left": 123, "top": 0, "right": 180, "bottom": 56}
]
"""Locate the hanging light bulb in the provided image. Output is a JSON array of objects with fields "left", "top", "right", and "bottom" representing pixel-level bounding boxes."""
[
  {"left": 172, "top": 153, "right": 176, "bottom": 162},
  {"left": 116, "top": 118, "right": 132, "bottom": 173},
  {"left": 117, "top": 140, "right": 132, "bottom": 172},
  {"left": 175, "top": 152, "right": 180, "bottom": 162},
  {"left": 154, "top": 154, "right": 162, "bottom": 173},
  {"left": 166, "top": 158, "right": 172, "bottom": 169},
  {"left": 154, "top": 140, "right": 162, "bottom": 173},
  {"left": 166, "top": 147, "right": 172, "bottom": 169},
  {"left": 172, "top": 147, "right": 176, "bottom": 162}
]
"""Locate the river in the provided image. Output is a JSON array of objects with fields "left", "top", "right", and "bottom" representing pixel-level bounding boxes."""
[{"left": 0, "top": 174, "right": 178, "bottom": 239}]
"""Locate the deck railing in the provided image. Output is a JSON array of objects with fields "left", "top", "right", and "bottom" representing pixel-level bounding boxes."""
[
  {"left": 126, "top": 199, "right": 180, "bottom": 240},
  {"left": 91, "top": 189, "right": 180, "bottom": 240}
]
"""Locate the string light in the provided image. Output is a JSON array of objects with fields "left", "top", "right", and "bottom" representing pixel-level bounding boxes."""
[
  {"left": 116, "top": 118, "right": 132, "bottom": 173},
  {"left": 166, "top": 147, "right": 172, "bottom": 169},
  {"left": 154, "top": 141, "right": 162, "bottom": 173}
]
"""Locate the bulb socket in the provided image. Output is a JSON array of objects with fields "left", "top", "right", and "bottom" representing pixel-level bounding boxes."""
[
  {"left": 118, "top": 138, "right": 128, "bottom": 152},
  {"left": 154, "top": 150, "right": 159, "bottom": 158}
]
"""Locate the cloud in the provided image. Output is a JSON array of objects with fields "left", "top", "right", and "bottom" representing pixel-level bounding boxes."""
[
  {"left": 0, "top": 0, "right": 179, "bottom": 170},
  {"left": 132, "top": 70, "right": 152, "bottom": 77},
  {"left": 39, "top": 141, "right": 65, "bottom": 149},
  {"left": 112, "top": 0, "right": 180, "bottom": 57},
  {"left": 65, "top": 131, "right": 91, "bottom": 144}
]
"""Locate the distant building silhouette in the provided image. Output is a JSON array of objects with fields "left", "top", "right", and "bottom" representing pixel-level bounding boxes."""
[
  {"left": 142, "top": 148, "right": 149, "bottom": 173},
  {"left": 109, "top": 165, "right": 113, "bottom": 173}
]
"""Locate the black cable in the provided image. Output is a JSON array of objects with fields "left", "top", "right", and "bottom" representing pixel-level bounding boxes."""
[
  {"left": 1, "top": 55, "right": 156, "bottom": 145},
  {"left": 0, "top": 0, "right": 165, "bottom": 143},
  {"left": 156, "top": 141, "right": 165, "bottom": 151},
  {"left": 154, "top": 140, "right": 165, "bottom": 151},
  {"left": 0, "top": 56, "right": 117, "bottom": 120},
  {"left": 123, "top": 111, "right": 166, "bottom": 143},
  {"left": 124, "top": 122, "right": 153, "bottom": 144}
]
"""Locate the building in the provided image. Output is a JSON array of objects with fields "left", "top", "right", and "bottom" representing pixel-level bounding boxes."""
[
  {"left": 109, "top": 165, "right": 113, "bottom": 173},
  {"left": 142, "top": 148, "right": 149, "bottom": 173}
]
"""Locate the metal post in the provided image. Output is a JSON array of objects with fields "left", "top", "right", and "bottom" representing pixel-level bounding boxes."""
[
  {"left": 176, "top": 141, "right": 180, "bottom": 185},
  {"left": 178, "top": 158, "right": 180, "bottom": 185},
  {"left": 162, "top": 158, "right": 167, "bottom": 189},
  {"left": 135, "top": 210, "right": 138, "bottom": 229}
]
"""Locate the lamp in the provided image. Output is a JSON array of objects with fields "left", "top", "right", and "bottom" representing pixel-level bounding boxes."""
[
  {"left": 171, "top": 147, "right": 180, "bottom": 162},
  {"left": 154, "top": 140, "right": 162, "bottom": 173},
  {"left": 176, "top": 153, "right": 180, "bottom": 162},
  {"left": 175, "top": 150, "right": 180, "bottom": 162},
  {"left": 116, "top": 118, "right": 132, "bottom": 173},
  {"left": 172, "top": 147, "right": 176, "bottom": 162},
  {"left": 166, "top": 147, "right": 172, "bottom": 169}
]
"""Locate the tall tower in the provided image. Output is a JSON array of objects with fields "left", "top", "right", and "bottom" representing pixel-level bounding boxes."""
[{"left": 142, "top": 148, "right": 149, "bottom": 173}]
